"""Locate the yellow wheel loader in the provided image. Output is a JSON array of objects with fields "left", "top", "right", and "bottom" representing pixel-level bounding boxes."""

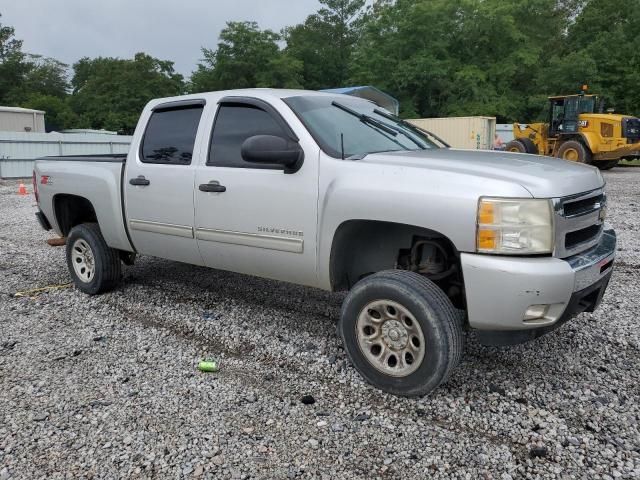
[{"left": 506, "top": 89, "right": 640, "bottom": 170}]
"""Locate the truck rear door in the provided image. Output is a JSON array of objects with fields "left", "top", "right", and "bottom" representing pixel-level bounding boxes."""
[
  {"left": 124, "top": 99, "right": 206, "bottom": 265},
  {"left": 194, "top": 97, "right": 319, "bottom": 286}
]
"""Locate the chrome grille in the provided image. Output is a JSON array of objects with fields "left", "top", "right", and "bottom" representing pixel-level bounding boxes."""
[{"left": 553, "top": 188, "right": 605, "bottom": 258}]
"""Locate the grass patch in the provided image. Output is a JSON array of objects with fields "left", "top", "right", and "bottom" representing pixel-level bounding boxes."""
[{"left": 619, "top": 158, "right": 640, "bottom": 166}]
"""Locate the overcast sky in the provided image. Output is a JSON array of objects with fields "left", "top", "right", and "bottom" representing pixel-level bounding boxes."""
[{"left": 1, "top": 0, "right": 322, "bottom": 77}]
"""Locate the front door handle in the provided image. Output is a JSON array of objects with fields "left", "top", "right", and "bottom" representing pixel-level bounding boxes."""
[
  {"left": 129, "top": 176, "right": 150, "bottom": 186},
  {"left": 199, "top": 181, "right": 226, "bottom": 193}
]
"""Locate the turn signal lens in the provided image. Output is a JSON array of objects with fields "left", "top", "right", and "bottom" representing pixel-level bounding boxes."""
[
  {"left": 478, "top": 201, "right": 495, "bottom": 225},
  {"left": 477, "top": 228, "right": 497, "bottom": 250}
]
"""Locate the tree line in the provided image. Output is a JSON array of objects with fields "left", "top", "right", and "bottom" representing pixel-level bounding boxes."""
[{"left": 1, "top": 0, "right": 638, "bottom": 134}]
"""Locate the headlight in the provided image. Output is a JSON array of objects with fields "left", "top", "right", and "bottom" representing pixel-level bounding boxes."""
[{"left": 476, "top": 198, "right": 553, "bottom": 254}]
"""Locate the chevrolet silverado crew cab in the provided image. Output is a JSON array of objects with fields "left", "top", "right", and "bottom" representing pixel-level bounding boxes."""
[{"left": 33, "top": 89, "right": 616, "bottom": 396}]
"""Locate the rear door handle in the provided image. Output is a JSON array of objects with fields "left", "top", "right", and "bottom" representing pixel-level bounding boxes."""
[
  {"left": 129, "top": 176, "right": 150, "bottom": 186},
  {"left": 199, "top": 181, "right": 226, "bottom": 193}
]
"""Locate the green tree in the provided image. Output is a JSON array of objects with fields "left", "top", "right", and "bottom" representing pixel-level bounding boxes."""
[
  {"left": 553, "top": 0, "right": 640, "bottom": 116},
  {"left": 284, "top": 0, "right": 366, "bottom": 89},
  {"left": 350, "top": 0, "right": 462, "bottom": 117},
  {"left": 257, "top": 54, "right": 304, "bottom": 89},
  {"left": 23, "top": 93, "right": 78, "bottom": 131},
  {"left": 0, "top": 13, "right": 29, "bottom": 104},
  {"left": 23, "top": 55, "right": 69, "bottom": 98},
  {"left": 350, "top": 0, "right": 575, "bottom": 121},
  {"left": 70, "top": 53, "right": 185, "bottom": 133},
  {"left": 6, "top": 54, "right": 70, "bottom": 104},
  {"left": 190, "top": 21, "right": 301, "bottom": 92}
]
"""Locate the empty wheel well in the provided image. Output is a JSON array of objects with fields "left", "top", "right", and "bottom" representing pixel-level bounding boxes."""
[
  {"left": 329, "top": 220, "right": 465, "bottom": 308},
  {"left": 53, "top": 194, "right": 98, "bottom": 236}
]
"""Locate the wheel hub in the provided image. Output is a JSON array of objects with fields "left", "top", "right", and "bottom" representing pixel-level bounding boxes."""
[
  {"left": 563, "top": 148, "right": 579, "bottom": 161},
  {"left": 381, "top": 320, "right": 408, "bottom": 349},
  {"left": 355, "top": 299, "right": 426, "bottom": 378}
]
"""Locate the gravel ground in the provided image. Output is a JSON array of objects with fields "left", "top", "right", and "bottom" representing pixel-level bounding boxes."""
[{"left": 1, "top": 169, "right": 639, "bottom": 480}]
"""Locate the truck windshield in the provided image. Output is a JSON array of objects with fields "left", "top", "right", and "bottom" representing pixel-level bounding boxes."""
[{"left": 284, "top": 95, "right": 440, "bottom": 159}]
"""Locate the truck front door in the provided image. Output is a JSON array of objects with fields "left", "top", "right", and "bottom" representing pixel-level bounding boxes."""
[
  {"left": 124, "top": 100, "right": 206, "bottom": 265},
  {"left": 194, "top": 97, "right": 319, "bottom": 286}
]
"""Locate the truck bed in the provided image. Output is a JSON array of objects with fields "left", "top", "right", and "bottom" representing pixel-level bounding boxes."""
[{"left": 34, "top": 154, "right": 133, "bottom": 252}]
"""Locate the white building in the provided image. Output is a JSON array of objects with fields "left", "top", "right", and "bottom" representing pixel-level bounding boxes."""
[{"left": 0, "top": 106, "right": 46, "bottom": 133}]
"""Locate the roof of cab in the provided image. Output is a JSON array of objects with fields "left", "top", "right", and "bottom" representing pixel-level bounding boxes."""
[{"left": 145, "top": 88, "right": 354, "bottom": 110}]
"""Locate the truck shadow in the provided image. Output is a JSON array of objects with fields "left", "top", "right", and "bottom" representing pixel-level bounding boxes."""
[
  {"left": 121, "top": 255, "right": 344, "bottom": 336},
  {"left": 117, "top": 254, "right": 635, "bottom": 409}
]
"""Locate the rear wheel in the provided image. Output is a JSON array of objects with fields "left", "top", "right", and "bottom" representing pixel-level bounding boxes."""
[
  {"left": 339, "top": 270, "right": 463, "bottom": 397},
  {"left": 595, "top": 160, "right": 618, "bottom": 170},
  {"left": 557, "top": 140, "right": 592, "bottom": 164},
  {"left": 66, "top": 223, "right": 121, "bottom": 295}
]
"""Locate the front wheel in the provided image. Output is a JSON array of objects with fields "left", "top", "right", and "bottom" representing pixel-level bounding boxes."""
[
  {"left": 66, "top": 223, "right": 122, "bottom": 295},
  {"left": 505, "top": 138, "right": 538, "bottom": 154},
  {"left": 339, "top": 270, "right": 463, "bottom": 397},
  {"left": 505, "top": 140, "right": 527, "bottom": 153}
]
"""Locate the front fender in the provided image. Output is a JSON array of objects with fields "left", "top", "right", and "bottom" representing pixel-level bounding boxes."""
[{"left": 316, "top": 160, "right": 532, "bottom": 290}]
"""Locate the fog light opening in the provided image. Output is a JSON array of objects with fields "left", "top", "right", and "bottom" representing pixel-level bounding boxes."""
[{"left": 523, "top": 304, "right": 550, "bottom": 322}]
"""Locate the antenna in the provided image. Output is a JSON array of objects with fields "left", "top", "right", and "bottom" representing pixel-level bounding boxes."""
[{"left": 340, "top": 133, "right": 345, "bottom": 160}]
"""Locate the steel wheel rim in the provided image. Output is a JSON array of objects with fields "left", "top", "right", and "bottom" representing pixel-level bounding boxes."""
[
  {"left": 356, "top": 299, "right": 426, "bottom": 377},
  {"left": 563, "top": 148, "right": 579, "bottom": 161},
  {"left": 71, "top": 239, "right": 95, "bottom": 283}
]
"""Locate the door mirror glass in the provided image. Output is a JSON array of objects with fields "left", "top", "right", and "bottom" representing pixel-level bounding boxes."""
[{"left": 241, "top": 135, "right": 304, "bottom": 173}]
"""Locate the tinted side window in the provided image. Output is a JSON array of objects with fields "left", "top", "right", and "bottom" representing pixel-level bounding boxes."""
[
  {"left": 141, "top": 106, "right": 203, "bottom": 164},
  {"left": 209, "top": 104, "right": 285, "bottom": 168}
]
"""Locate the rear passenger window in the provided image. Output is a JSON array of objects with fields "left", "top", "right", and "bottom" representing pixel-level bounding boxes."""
[
  {"left": 209, "top": 104, "right": 286, "bottom": 168},
  {"left": 141, "top": 106, "right": 203, "bottom": 164}
]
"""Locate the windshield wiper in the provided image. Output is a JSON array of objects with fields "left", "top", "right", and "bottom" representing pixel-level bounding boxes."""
[
  {"left": 372, "top": 119, "right": 426, "bottom": 150},
  {"left": 332, "top": 101, "right": 398, "bottom": 136},
  {"left": 373, "top": 108, "right": 450, "bottom": 148}
]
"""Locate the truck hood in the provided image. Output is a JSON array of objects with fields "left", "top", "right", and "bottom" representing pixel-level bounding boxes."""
[{"left": 360, "top": 148, "right": 604, "bottom": 198}]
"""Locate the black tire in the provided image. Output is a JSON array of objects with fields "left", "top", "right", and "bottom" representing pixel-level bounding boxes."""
[
  {"left": 505, "top": 138, "right": 538, "bottom": 154},
  {"left": 556, "top": 140, "right": 592, "bottom": 164},
  {"left": 595, "top": 160, "right": 618, "bottom": 170},
  {"left": 505, "top": 140, "right": 527, "bottom": 153},
  {"left": 66, "top": 223, "right": 121, "bottom": 295},
  {"left": 339, "top": 270, "right": 463, "bottom": 397}
]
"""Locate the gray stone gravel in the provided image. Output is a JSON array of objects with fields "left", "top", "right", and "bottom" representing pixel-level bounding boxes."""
[{"left": 1, "top": 168, "right": 639, "bottom": 479}]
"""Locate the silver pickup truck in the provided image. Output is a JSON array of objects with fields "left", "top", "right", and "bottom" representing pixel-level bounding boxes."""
[{"left": 33, "top": 89, "right": 616, "bottom": 396}]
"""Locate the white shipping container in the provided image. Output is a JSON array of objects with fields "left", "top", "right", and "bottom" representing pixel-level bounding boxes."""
[{"left": 407, "top": 116, "right": 496, "bottom": 150}]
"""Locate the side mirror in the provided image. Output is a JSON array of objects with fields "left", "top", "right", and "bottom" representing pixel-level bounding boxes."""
[{"left": 241, "top": 135, "right": 304, "bottom": 173}]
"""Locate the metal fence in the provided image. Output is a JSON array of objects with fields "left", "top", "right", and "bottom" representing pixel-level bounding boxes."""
[
  {"left": 0, "top": 131, "right": 132, "bottom": 178},
  {"left": 496, "top": 123, "right": 515, "bottom": 143}
]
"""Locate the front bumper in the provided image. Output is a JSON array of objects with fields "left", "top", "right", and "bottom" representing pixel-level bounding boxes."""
[
  {"left": 594, "top": 143, "right": 640, "bottom": 161},
  {"left": 461, "top": 228, "right": 616, "bottom": 345}
]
